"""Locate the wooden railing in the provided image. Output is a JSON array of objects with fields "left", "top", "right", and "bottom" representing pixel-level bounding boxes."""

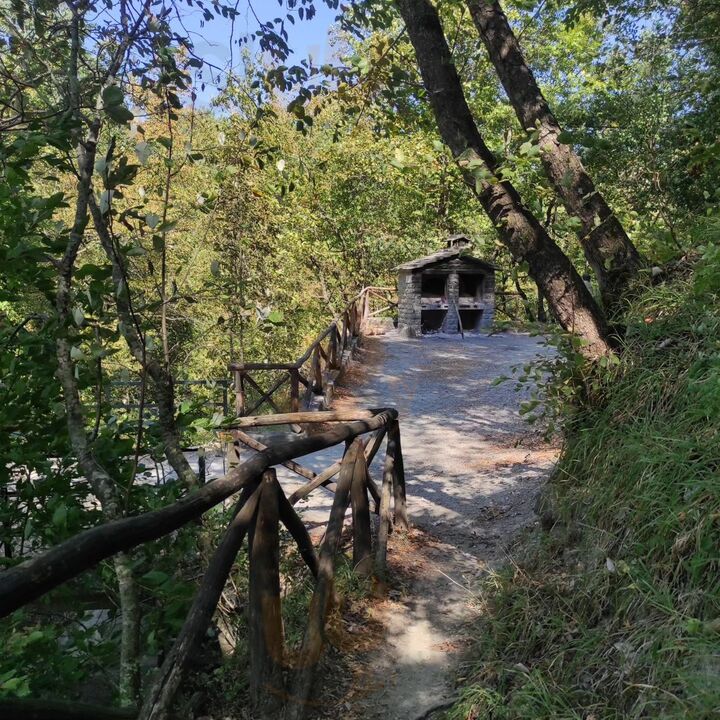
[
  {"left": 229, "top": 286, "right": 396, "bottom": 417},
  {"left": 0, "top": 407, "right": 407, "bottom": 720}
]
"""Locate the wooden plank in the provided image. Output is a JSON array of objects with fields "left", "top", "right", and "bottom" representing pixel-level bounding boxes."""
[
  {"left": 229, "top": 362, "right": 296, "bottom": 371},
  {"left": 288, "top": 427, "right": 386, "bottom": 507},
  {"left": 368, "top": 304, "right": 394, "bottom": 317},
  {"left": 224, "top": 409, "right": 378, "bottom": 428},
  {"left": 364, "top": 426, "right": 387, "bottom": 466},
  {"left": 294, "top": 324, "right": 334, "bottom": 366},
  {"left": 248, "top": 471, "right": 285, "bottom": 716},
  {"left": 243, "top": 373, "right": 282, "bottom": 415},
  {"left": 288, "top": 459, "right": 342, "bottom": 505},
  {"left": 0, "top": 410, "right": 398, "bottom": 616},
  {"left": 233, "top": 430, "right": 317, "bottom": 482},
  {"left": 286, "top": 439, "right": 365, "bottom": 720},
  {"left": 351, "top": 452, "right": 372, "bottom": 577},
  {"left": 243, "top": 374, "right": 289, "bottom": 416}
]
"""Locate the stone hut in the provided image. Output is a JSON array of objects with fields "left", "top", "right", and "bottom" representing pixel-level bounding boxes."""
[{"left": 396, "top": 235, "right": 496, "bottom": 335}]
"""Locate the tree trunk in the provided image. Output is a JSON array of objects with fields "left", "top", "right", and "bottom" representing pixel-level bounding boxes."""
[
  {"left": 465, "top": 0, "right": 642, "bottom": 309},
  {"left": 395, "top": 0, "right": 613, "bottom": 357},
  {"left": 88, "top": 196, "right": 198, "bottom": 490},
  {"left": 54, "top": 115, "right": 141, "bottom": 707}
]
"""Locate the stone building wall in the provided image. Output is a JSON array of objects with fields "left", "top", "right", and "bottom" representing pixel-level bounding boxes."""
[
  {"left": 397, "top": 270, "right": 422, "bottom": 335},
  {"left": 397, "top": 259, "right": 496, "bottom": 335},
  {"left": 442, "top": 271, "right": 460, "bottom": 334}
]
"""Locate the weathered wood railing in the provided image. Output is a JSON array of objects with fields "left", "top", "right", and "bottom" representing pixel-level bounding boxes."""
[
  {"left": 0, "top": 407, "right": 407, "bottom": 720},
  {"left": 230, "top": 286, "right": 396, "bottom": 417}
]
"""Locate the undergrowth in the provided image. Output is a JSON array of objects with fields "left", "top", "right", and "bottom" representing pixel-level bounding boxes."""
[{"left": 449, "top": 253, "right": 720, "bottom": 719}]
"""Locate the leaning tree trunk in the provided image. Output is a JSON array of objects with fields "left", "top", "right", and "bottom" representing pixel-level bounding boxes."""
[
  {"left": 53, "top": 69, "right": 141, "bottom": 699},
  {"left": 395, "top": 0, "right": 613, "bottom": 357},
  {"left": 465, "top": 0, "right": 642, "bottom": 310}
]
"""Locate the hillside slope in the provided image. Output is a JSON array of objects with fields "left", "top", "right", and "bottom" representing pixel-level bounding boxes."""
[{"left": 450, "top": 261, "right": 720, "bottom": 719}]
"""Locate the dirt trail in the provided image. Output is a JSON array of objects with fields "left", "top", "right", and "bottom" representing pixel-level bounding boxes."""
[{"left": 327, "top": 332, "right": 558, "bottom": 720}]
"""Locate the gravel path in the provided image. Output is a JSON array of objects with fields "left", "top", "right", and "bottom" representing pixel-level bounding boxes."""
[{"left": 329, "top": 331, "right": 558, "bottom": 720}]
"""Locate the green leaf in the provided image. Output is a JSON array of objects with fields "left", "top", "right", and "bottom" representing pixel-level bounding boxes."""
[
  {"left": 106, "top": 104, "right": 134, "bottom": 124},
  {"left": 142, "top": 570, "right": 170, "bottom": 585},
  {"left": 52, "top": 504, "right": 67, "bottom": 527},
  {"left": 101, "top": 85, "right": 124, "bottom": 107},
  {"left": 72, "top": 306, "right": 85, "bottom": 327},
  {"left": 135, "top": 141, "right": 153, "bottom": 165}
]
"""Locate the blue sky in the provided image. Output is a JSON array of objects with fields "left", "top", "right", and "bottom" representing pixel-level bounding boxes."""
[{"left": 174, "top": 1, "right": 338, "bottom": 103}]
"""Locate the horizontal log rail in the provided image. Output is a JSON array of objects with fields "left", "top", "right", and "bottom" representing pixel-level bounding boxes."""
[
  {"left": 0, "top": 407, "right": 408, "bottom": 720},
  {"left": 229, "top": 286, "right": 396, "bottom": 418}
]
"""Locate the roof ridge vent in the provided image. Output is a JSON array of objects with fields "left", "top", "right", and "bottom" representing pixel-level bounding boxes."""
[{"left": 446, "top": 233, "right": 472, "bottom": 250}]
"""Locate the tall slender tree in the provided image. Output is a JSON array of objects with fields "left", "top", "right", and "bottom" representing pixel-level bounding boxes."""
[
  {"left": 394, "top": 0, "right": 613, "bottom": 356},
  {"left": 465, "top": 0, "right": 642, "bottom": 309}
]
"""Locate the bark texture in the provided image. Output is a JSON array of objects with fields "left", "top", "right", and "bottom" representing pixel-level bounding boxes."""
[
  {"left": 395, "top": 0, "right": 612, "bottom": 356},
  {"left": 465, "top": 0, "right": 642, "bottom": 307}
]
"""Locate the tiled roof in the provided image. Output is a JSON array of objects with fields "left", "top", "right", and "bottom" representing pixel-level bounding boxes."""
[{"left": 395, "top": 248, "right": 497, "bottom": 272}]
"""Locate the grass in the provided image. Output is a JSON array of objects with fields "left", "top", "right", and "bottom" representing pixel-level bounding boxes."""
[{"left": 448, "top": 271, "right": 720, "bottom": 719}]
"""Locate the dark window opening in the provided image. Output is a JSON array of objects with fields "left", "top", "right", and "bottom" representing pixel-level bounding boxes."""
[
  {"left": 458, "top": 274, "right": 483, "bottom": 300},
  {"left": 421, "top": 309, "right": 446, "bottom": 333},
  {"left": 459, "top": 309, "right": 484, "bottom": 332},
  {"left": 421, "top": 274, "right": 446, "bottom": 298}
]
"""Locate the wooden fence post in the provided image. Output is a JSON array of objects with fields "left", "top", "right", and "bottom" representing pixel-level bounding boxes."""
[
  {"left": 329, "top": 326, "right": 339, "bottom": 370},
  {"left": 311, "top": 345, "right": 322, "bottom": 393},
  {"left": 342, "top": 311, "right": 349, "bottom": 350},
  {"left": 140, "top": 483, "right": 262, "bottom": 720},
  {"left": 248, "top": 470, "right": 285, "bottom": 717},
  {"left": 286, "top": 438, "right": 365, "bottom": 720},
  {"left": 350, "top": 452, "right": 372, "bottom": 577},
  {"left": 234, "top": 369, "right": 246, "bottom": 416},
  {"left": 376, "top": 433, "right": 395, "bottom": 579},
  {"left": 363, "top": 288, "right": 371, "bottom": 329},
  {"left": 289, "top": 367, "right": 300, "bottom": 413},
  {"left": 389, "top": 421, "right": 408, "bottom": 531}
]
